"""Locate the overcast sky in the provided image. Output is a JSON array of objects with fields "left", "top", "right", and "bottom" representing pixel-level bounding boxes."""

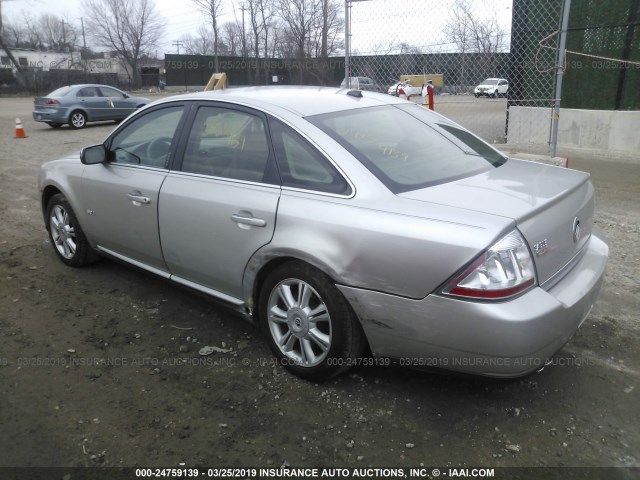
[
  {"left": 2, "top": 0, "right": 512, "bottom": 55},
  {"left": 2, "top": 0, "right": 240, "bottom": 52}
]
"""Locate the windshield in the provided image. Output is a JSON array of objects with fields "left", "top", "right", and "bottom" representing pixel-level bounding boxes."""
[
  {"left": 481, "top": 79, "right": 499, "bottom": 85},
  {"left": 307, "top": 104, "right": 506, "bottom": 193},
  {"left": 47, "top": 86, "right": 73, "bottom": 97}
]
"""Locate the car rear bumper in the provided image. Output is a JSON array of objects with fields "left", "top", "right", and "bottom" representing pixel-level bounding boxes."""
[
  {"left": 33, "top": 108, "right": 68, "bottom": 124},
  {"left": 337, "top": 227, "right": 608, "bottom": 378}
]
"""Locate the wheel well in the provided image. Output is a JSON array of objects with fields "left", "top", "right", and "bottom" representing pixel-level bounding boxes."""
[
  {"left": 251, "top": 257, "right": 371, "bottom": 353},
  {"left": 251, "top": 257, "right": 299, "bottom": 315},
  {"left": 41, "top": 186, "right": 62, "bottom": 224},
  {"left": 69, "top": 109, "right": 87, "bottom": 121}
]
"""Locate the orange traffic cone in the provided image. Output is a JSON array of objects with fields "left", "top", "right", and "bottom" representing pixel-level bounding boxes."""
[{"left": 15, "top": 118, "right": 27, "bottom": 139}]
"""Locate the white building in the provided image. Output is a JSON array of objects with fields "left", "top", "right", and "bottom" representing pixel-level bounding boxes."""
[{"left": 0, "top": 48, "right": 82, "bottom": 73}]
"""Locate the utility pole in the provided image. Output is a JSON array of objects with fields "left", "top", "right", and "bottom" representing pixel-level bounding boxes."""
[
  {"left": 549, "top": 0, "right": 571, "bottom": 159},
  {"left": 80, "top": 17, "right": 87, "bottom": 52},
  {"left": 172, "top": 40, "right": 184, "bottom": 54},
  {"left": 61, "top": 19, "right": 67, "bottom": 52},
  {"left": 240, "top": 3, "right": 247, "bottom": 58},
  {"left": 80, "top": 17, "right": 87, "bottom": 73}
]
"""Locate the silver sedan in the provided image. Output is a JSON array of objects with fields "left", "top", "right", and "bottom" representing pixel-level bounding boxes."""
[
  {"left": 38, "top": 87, "right": 608, "bottom": 380},
  {"left": 33, "top": 84, "right": 150, "bottom": 129}
]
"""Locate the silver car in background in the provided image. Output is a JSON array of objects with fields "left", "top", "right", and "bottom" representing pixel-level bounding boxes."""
[
  {"left": 38, "top": 87, "right": 608, "bottom": 381},
  {"left": 33, "top": 84, "right": 150, "bottom": 129}
]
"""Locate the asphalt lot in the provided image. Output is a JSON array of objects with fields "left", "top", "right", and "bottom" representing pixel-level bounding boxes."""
[{"left": 0, "top": 94, "right": 638, "bottom": 477}]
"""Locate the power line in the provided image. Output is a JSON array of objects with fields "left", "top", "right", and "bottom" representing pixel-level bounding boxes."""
[{"left": 172, "top": 40, "right": 184, "bottom": 54}]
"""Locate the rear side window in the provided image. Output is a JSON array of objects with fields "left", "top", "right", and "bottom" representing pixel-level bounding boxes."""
[
  {"left": 77, "top": 87, "right": 101, "bottom": 97},
  {"left": 47, "top": 86, "right": 73, "bottom": 97},
  {"left": 269, "top": 119, "right": 351, "bottom": 195},
  {"left": 181, "top": 106, "right": 276, "bottom": 183},
  {"left": 307, "top": 104, "right": 506, "bottom": 193}
]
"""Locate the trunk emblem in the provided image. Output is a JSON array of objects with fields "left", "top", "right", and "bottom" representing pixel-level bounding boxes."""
[
  {"left": 533, "top": 239, "right": 548, "bottom": 257},
  {"left": 573, "top": 217, "right": 582, "bottom": 243}
]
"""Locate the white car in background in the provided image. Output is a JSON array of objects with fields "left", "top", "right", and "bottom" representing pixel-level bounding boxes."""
[
  {"left": 387, "top": 80, "right": 422, "bottom": 97},
  {"left": 474, "top": 78, "right": 509, "bottom": 98}
]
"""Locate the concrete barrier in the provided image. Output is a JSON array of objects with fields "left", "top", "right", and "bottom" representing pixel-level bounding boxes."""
[{"left": 507, "top": 106, "right": 640, "bottom": 160}]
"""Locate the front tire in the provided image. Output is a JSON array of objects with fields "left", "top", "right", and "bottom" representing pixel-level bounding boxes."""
[
  {"left": 46, "top": 193, "right": 95, "bottom": 267},
  {"left": 69, "top": 110, "right": 87, "bottom": 129},
  {"left": 46, "top": 122, "right": 62, "bottom": 128},
  {"left": 259, "top": 261, "right": 365, "bottom": 381}
]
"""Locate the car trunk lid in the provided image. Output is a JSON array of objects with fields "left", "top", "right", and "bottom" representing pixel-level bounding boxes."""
[{"left": 398, "top": 159, "right": 594, "bottom": 287}]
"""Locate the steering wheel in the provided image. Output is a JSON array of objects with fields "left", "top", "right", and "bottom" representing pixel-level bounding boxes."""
[{"left": 145, "top": 137, "right": 172, "bottom": 167}]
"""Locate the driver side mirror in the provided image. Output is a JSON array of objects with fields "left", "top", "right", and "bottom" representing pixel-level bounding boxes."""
[
  {"left": 123, "top": 93, "right": 130, "bottom": 98},
  {"left": 81, "top": 144, "right": 107, "bottom": 165}
]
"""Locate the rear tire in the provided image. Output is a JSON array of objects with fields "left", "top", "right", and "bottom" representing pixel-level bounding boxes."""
[
  {"left": 46, "top": 193, "right": 96, "bottom": 267},
  {"left": 69, "top": 110, "right": 87, "bottom": 129},
  {"left": 259, "top": 261, "right": 365, "bottom": 381},
  {"left": 46, "top": 122, "right": 62, "bottom": 128}
]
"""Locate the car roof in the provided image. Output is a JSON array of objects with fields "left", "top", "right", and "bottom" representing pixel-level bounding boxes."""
[
  {"left": 62, "top": 84, "right": 121, "bottom": 90},
  {"left": 161, "top": 86, "right": 405, "bottom": 117}
]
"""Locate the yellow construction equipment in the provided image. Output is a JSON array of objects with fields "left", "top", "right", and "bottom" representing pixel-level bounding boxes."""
[
  {"left": 204, "top": 72, "right": 227, "bottom": 91},
  {"left": 399, "top": 74, "right": 444, "bottom": 89}
]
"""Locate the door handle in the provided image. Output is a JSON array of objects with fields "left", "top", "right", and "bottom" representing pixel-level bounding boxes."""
[
  {"left": 231, "top": 213, "right": 266, "bottom": 227},
  {"left": 127, "top": 192, "right": 151, "bottom": 205}
]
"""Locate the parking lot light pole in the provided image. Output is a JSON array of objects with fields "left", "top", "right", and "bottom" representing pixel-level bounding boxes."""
[
  {"left": 345, "top": 0, "right": 350, "bottom": 88},
  {"left": 344, "top": 0, "right": 371, "bottom": 89},
  {"left": 550, "top": 0, "right": 571, "bottom": 159}
]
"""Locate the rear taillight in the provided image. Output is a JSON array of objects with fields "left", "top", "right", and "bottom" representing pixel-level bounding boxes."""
[
  {"left": 46, "top": 99, "right": 60, "bottom": 105},
  {"left": 441, "top": 229, "right": 536, "bottom": 301}
]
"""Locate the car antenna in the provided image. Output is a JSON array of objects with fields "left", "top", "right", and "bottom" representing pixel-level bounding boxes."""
[{"left": 347, "top": 90, "right": 363, "bottom": 98}]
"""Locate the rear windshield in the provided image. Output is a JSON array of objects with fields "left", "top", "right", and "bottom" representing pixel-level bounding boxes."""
[
  {"left": 47, "top": 86, "right": 73, "bottom": 97},
  {"left": 307, "top": 104, "right": 506, "bottom": 193},
  {"left": 481, "top": 79, "right": 499, "bottom": 85}
]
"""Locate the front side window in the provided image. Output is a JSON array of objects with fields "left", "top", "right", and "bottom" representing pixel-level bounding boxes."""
[
  {"left": 108, "top": 106, "right": 184, "bottom": 168},
  {"left": 99, "top": 86, "right": 124, "bottom": 97},
  {"left": 307, "top": 104, "right": 506, "bottom": 193},
  {"left": 270, "top": 119, "right": 351, "bottom": 195},
  {"left": 181, "top": 106, "right": 274, "bottom": 183}
]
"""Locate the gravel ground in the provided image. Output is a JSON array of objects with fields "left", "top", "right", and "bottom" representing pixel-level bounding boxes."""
[{"left": 0, "top": 95, "right": 638, "bottom": 477}]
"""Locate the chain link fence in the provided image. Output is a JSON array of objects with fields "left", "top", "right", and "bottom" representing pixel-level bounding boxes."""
[{"left": 345, "top": 0, "right": 565, "bottom": 149}]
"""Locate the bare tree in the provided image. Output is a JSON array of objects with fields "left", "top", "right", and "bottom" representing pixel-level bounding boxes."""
[
  {"left": 319, "top": 0, "right": 342, "bottom": 57},
  {"left": 246, "top": 0, "right": 264, "bottom": 83},
  {"left": 278, "top": 0, "right": 320, "bottom": 60},
  {"left": 257, "top": 0, "right": 276, "bottom": 84},
  {"left": 39, "top": 14, "right": 78, "bottom": 52},
  {"left": 445, "top": 1, "right": 507, "bottom": 54},
  {"left": 221, "top": 21, "right": 241, "bottom": 56},
  {"left": 192, "top": 0, "right": 224, "bottom": 72},
  {"left": 180, "top": 25, "right": 216, "bottom": 55},
  {"left": 444, "top": 0, "right": 506, "bottom": 91},
  {"left": 0, "top": 0, "right": 28, "bottom": 79},
  {"left": 83, "top": 0, "right": 165, "bottom": 87}
]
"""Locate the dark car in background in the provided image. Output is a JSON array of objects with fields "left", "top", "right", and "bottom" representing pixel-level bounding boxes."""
[{"left": 33, "top": 84, "right": 151, "bottom": 129}]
